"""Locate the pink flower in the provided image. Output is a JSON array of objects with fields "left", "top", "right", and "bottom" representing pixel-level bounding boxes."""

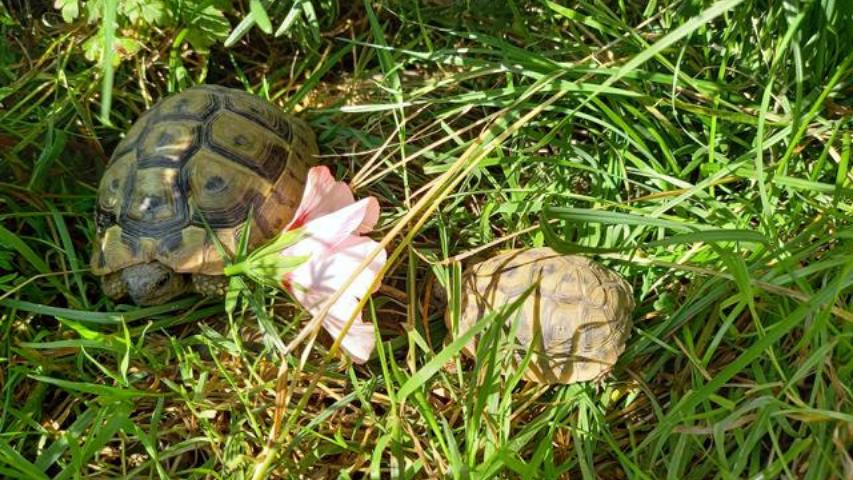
[{"left": 280, "top": 166, "right": 386, "bottom": 363}]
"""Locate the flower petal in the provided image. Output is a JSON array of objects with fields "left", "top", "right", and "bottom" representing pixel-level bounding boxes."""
[
  {"left": 284, "top": 236, "right": 386, "bottom": 308},
  {"left": 287, "top": 166, "right": 355, "bottom": 230},
  {"left": 355, "top": 196, "right": 380, "bottom": 234},
  {"left": 282, "top": 235, "right": 387, "bottom": 363},
  {"left": 322, "top": 298, "right": 375, "bottom": 364},
  {"left": 298, "top": 197, "right": 379, "bottom": 250}
]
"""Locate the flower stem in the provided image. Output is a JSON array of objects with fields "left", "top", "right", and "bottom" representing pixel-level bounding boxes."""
[{"left": 223, "top": 263, "right": 244, "bottom": 276}]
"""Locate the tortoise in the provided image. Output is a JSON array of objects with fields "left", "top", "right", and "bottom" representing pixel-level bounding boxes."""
[
  {"left": 91, "top": 85, "right": 316, "bottom": 305},
  {"left": 446, "top": 247, "right": 634, "bottom": 384}
]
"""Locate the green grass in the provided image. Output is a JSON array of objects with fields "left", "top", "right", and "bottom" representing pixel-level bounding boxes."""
[{"left": 1, "top": 0, "right": 852, "bottom": 478}]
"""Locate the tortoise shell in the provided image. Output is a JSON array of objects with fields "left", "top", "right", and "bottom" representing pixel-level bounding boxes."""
[
  {"left": 91, "top": 85, "right": 315, "bottom": 276},
  {"left": 447, "top": 247, "right": 634, "bottom": 384}
]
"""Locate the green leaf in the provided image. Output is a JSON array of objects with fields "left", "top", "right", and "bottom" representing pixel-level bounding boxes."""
[
  {"left": 235, "top": 211, "right": 253, "bottom": 258},
  {"left": 224, "top": 276, "right": 242, "bottom": 317},
  {"left": 0, "top": 298, "right": 199, "bottom": 324},
  {"left": 0, "top": 440, "right": 48, "bottom": 480},
  {"left": 247, "top": 227, "right": 304, "bottom": 259},
  {"left": 542, "top": 207, "right": 768, "bottom": 254},
  {"left": 82, "top": 32, "right": 144, "bottom": 67},
  {"left": 29, "top": 376, "right": 162, "bottom": 399},
  {"left": 250, "top": 0, "right": 272, "bottom": 34},
  {"left": 184, "top": 1, "right": 231, "bottom": 52},
  {"left": 224, "top": 14, "right": 255, "bottom": 48},
  {"left": 114, "top": 37, "right": 142, "bottom": 62},
  {"left": 275, "top": 0, "right": 304, "bottom": 37},
  {"left": 121, "top": 0, "right": 165, "bottom": 25},
  {"left": 224, "top": 227, "right": 306, "bottom": 288},
  {"left": 545, "top": 206, "right": 700, "bottom": 231},
  {"left": 54, "top": 0, "right": 80, "bottom": 23},
  {"left": 0, "top": 249, "right": 14, "bottom": 271},
  {"left": 245, "top": 255, "right": 309, "bottom": 286}
]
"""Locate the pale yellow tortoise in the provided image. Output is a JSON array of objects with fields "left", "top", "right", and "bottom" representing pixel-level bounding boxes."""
[
  {"left": 91, "top": 85, "right": 316, "bottom": 305},
  {"left": 446, "top": 247, "right": 635, "bottom": 384}
]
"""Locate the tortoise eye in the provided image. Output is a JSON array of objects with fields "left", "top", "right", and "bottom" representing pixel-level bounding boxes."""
[{"left": 155, "top": 276, "right": 170, "bottom": 289}]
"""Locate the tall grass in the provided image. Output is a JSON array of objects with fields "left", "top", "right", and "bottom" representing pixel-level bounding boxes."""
[{"left": 1, "top": 0, "right": 851, "bottom": 478}]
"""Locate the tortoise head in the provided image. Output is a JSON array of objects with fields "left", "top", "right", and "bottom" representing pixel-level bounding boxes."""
[{"left": 102, "top": 262, "right": 189, "bottom": 305}]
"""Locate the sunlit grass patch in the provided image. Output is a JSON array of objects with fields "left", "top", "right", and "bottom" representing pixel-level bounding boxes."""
[{"left": 1, "top": 0, "right": 851, "bottom": 478}]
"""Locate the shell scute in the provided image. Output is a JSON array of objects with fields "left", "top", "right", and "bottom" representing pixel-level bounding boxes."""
[
  {"left": 185, "top": 148, "right": 271, "bottom": 229},
  {"left": 208, "top": 110, "right": 290, "bottom": 180},
  {"left": 98, "top": 153, "right": 134, "bottom": 214},
  {"left": 112, "top": 110, "right": 153, "bottom": 158},
  {"left": 223, "top": 91, "right": 294, "bottom": 139},
  {"left": 156, "top": 88, "right": 218, "bottom": 119},
  {"left": 138, "top": 121, "right": 201, "bottom": 165},
  {"left": 124, "top": 168, "right": 182, "bottom": 224},
  {"left": 95, "top": 225, "right": 143, "bottom": 275},
  {"left": 586, "top": 284, "right": 608, "bottom": 308}
]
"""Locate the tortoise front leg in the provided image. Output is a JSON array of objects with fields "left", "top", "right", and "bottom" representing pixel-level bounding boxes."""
[
  {"left": 191, "top": 274, "right": 229, "bottom": 297},
  {"left": 101, "top": 272, "right": 128, "bottom": 300}
]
